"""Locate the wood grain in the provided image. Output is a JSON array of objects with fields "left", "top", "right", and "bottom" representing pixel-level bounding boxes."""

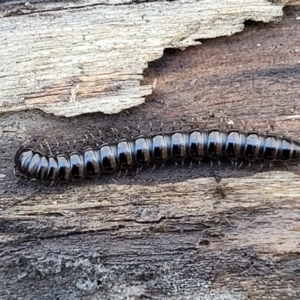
[
  {"left": 0, "top": 0, "right": 297, "bottom": 117},
  {"left": 0, "top": 3, "right": 300, "bottom": 300}
]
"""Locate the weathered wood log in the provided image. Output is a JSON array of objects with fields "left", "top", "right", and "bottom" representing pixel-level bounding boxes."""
[
  {"left": 0, "top": 0, "right": 298, "bottom": 117},
  {"left": 1, "top": 1, "right": 300, "bottom": 300}
]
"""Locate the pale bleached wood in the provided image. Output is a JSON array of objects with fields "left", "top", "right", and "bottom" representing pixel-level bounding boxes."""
[
  {"left": 2, "top": 172, "right": 300, "bottom": 255},
  {"left": 0, "top": 0, "right": 292, "bottom": 117},
  {"left": 1, "top": 171, "right": 300, "bottom": 299}
]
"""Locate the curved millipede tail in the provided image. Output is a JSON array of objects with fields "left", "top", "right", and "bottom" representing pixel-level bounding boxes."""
[{"left": 14, "top": 129, "right": 300, "bottom": 183}]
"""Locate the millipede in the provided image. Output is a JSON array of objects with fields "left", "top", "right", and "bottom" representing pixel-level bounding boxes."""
[{"left": 14, "top": 128, "right": 300, "bottom": 182}]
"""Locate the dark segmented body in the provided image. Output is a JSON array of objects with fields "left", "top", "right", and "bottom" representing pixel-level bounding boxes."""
[{"left": 14, "top": 129, "right": 300, "bottom": 182}]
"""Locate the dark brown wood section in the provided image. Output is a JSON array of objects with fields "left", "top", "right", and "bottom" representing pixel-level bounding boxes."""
[{"left": 1, "top": 5, "right": 300, "bottom": 300}]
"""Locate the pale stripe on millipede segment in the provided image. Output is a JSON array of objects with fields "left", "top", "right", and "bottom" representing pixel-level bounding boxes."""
[{"left": 14, "top": 129, "right": 300, "bottom": 182}]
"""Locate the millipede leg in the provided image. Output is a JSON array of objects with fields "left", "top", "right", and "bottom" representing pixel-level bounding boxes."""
[
  {"left": 218, "top": 117, "right": 225, "bottom": 130},
  {"left": 85, "top": 134, "right": 89, "bottom": 146},
  {"left": 231, "top": 160, "right": 238, "bottom": 169},
  {"left": 98, "top": 130, "right": 104, "bottom": 143},
  {"left": 189, "top": 118, "right": 195, "bottom": 130},
  {"left": 173, "top": 120, "right": 184, "bottom": 131},
  {"left": 159, "top": 121, "right": 163, "bottom": 132},
  {"left": 266, "top": 120, "right": 276, "bottom": 134},
  {"left": 226, "top": 119, "right": 234, "bottom": 130},
  {"left": 240, "top": 119, "right": 246, "bottom": 131},
  {"left": 111, "top": 127, "right": 120, "bottom": 140},
  {"left": 123, "top": 169, "right": 128, "bottom": 178},
  {"left": 82, "top": 134, "right": 90, "bottom": 148},
  {"left": 135, "top": 166, "right": 143, "bottom": 175},
  {"left": 54, "top": 137, "right": 60, "bottom": 155},
  {"left": 90, "top": 133, "right": 99, "bottom": 147},
  {"left": 172, "top": 120, "right": 176, "bottom": 131},
  {"left": 252, "top": 121, "right": 258, "bottom": 131},
  {"left": 124, "top": 126, "right": 133, "bottom": 139},
  {"left": 44, "top": 139, "right": 52, "bottom": 155},
  {"left": 179, "top": 120, "right": 183, "bottom": 131}
]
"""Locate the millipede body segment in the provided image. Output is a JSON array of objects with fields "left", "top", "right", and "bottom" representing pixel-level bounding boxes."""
[{"left": 14, "top": 129, "right": 300, "bottom": 182}]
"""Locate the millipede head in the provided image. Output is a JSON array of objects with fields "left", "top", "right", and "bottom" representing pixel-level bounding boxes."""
[{"left": 14, "top": 147, "right": 34, "bottom": 178}]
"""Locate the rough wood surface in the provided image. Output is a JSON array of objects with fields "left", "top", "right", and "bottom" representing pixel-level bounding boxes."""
[
  {"left": 0, "top": 0, "right": 298, "bottom": 116},
  {"left": 1, "top": 3, "right": 300, "bottom": 300}
]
